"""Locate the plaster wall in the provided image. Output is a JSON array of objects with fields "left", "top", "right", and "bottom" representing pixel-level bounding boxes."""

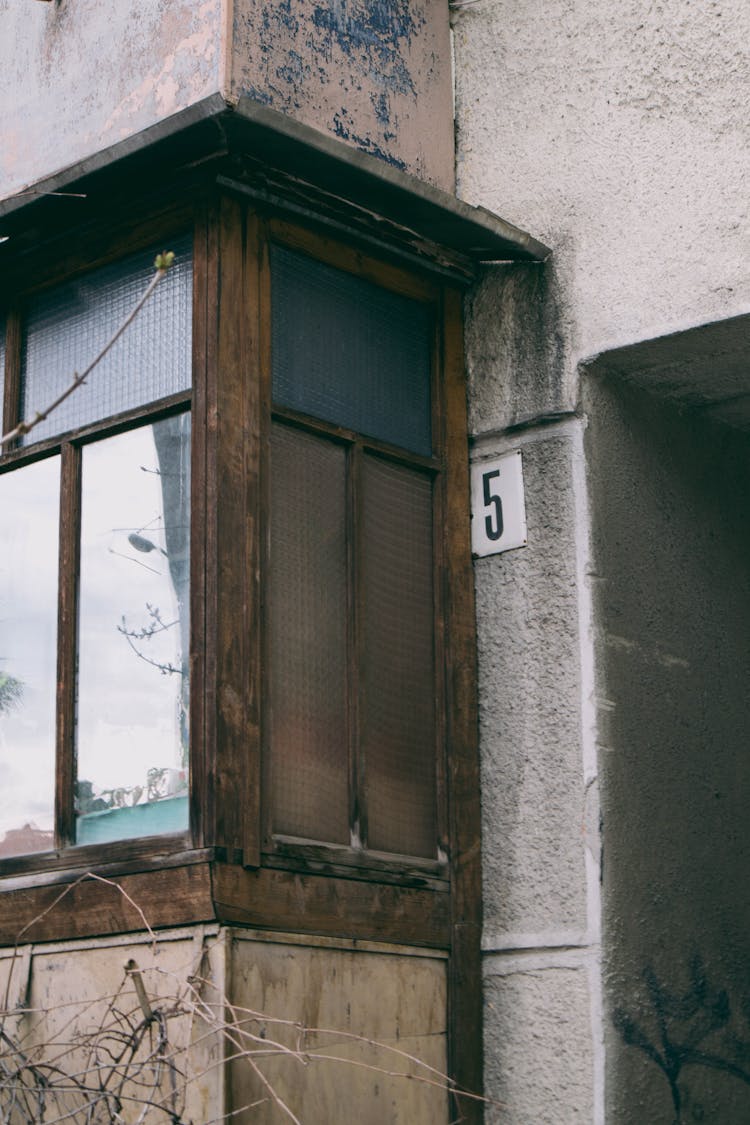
[
  {"left": 471, "top": 418, "right": 601, "bottom": 1123},
  {"left": 0, "top": 0, "right": 223, "bottom": 201},
  {"left": 0, "top": 0, "right": 453, "bottom": 203},
  {"left": 583, "top": 374, "right": 750, "bottom": 1124},
  {"left": 230, "top": 0, "right": 455, "bottom": 189},
  {"left": 456, "top": 2, "right": 750, "bottom": 1119},
  {"left": 454, "top": 0, "right": 750, "bottom": 394}
]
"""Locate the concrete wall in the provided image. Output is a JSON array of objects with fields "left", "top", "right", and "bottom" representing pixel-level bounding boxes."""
[
  {"left": 584, "top": 367, "right": 750, "bottom": 1124},
  {"left": 0, "top": 0, "right": 453, "bottom": 202},
  {"left": 0, "top": 0, "right": 223, "bottom": 199},
  {"left": 454, "top": 1, "right": 750, "bottom": 1121}
]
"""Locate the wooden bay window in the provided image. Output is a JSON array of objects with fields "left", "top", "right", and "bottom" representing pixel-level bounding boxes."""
[{"left": 0, "top": 166, "right": 486, "bottom": 1114}]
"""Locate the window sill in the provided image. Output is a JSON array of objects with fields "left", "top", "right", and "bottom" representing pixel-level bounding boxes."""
[{"left": 264, "top": 837, "right": 449, "bottom": 890}]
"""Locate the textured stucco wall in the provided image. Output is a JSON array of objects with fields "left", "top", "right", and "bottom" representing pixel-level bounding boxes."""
[
  {"left": 471, "top": 415, "right": 601, "bottom": 1124},
  {"left": 456, "top": 1, "right": 750, "bottom": 1121},
  {"left": 454, "top": 0, "right": 750, "bottom": 370},
  {"left": 584, "top": 370, "right": 750, "bottom": 1124},
  {"left": 0, "top": 0, "right": 222, "bottom": 201}
]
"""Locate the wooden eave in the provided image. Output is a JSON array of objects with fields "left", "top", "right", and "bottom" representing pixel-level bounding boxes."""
[{"left": 0, "top": 95, "right": 549, "bottom": 283}]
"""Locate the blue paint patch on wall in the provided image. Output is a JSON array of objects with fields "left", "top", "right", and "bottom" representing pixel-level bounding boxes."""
[
  {"left": 234, "top": 0, "right": 435, "bottom": 173},
  {"left": 310, "top": 0, "right": 424, "bottom": 98},
  {"left": 332, "top": 110, "right": 407, "bottom": 170}
]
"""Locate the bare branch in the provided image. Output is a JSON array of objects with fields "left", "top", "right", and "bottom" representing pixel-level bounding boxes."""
[{"left": 0, "top": 251, "right": 175, "bottom": 450}]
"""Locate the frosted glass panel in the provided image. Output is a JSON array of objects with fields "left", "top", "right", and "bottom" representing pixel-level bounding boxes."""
[
  {"left": 362, "top": 456, "right": 436, "bottom": 857},
  {"left": 76, "top": 413, "right": 190, "bottom": 843},
  {"left": 21, "top": 234, "right": 192, "bottom": 443},
  {"left": 269, "top": 423, "right": 350, "bottom": 843},
  {"left": 271, "top": 245, "right": 432, "bottom": 455},
  {"left": 0, "top": 456, "right": 60, "bottom": 857}
]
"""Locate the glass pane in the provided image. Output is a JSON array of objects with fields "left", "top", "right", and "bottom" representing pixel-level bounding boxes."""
[
  {"left": 269, "top": 423, "right": 349, "bottom": 843},
  {"left": 76, "top": 414, "right": 190, "bottom": 844},
  {"left": 271, "top": 245, "right": 432, "bottom": 456},
  {"left": 0, "top": 457, "right": 60, "bottom": 857},
  {"left": 21, "top": 234, "right": 192, "bottom": 444},
  {"left": 362, "top": 456, "right": 436, "bottom": 857}
]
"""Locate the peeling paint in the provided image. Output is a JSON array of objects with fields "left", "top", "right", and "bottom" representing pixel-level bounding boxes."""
[{"left": 231, "top": 0, "right": 454, "bottom": 189}]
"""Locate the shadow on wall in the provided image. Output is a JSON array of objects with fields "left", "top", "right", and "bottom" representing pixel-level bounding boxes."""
[
  {"left": 613, "top": 954, "right": 750, "bottom": 1125},
  {"left": 583, "top": 361, "right": 750, "bottom": 1125}
]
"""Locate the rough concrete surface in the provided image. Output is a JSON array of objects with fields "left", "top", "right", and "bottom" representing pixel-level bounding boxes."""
[
  {"left": 584, "top": 370, "right": 750, "bottom": 1123},
  {"left": 454, "top": 0, "right": 750, "bottom": 372},
  {"left": 0, "top": 0, "right": 221, "bottom": 201},
  {"left": 465, "top": 259, "right": 574, "bottom": 434},
  {"left": 474, "top": 430, "right": 588, "bottom": 944},
  {"left": 483, "top": 964, "right": 594, "bottom": 1124}
]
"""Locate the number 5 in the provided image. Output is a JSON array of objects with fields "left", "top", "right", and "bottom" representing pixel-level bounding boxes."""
[{"left": 483, "top": 469, "right": 503, "bottom": 541}]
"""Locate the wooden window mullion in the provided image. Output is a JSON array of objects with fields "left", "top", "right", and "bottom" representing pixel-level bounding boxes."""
[
  {"left": 56, "top": 440, "right": 81, "bottom": 848},
  {"left": 3, "top": 308, "right": 22, "bottom": 443},
  {"left": 348, "top": 440, "right": 364, "bottom": 849},
  {"left": 188, "top": 204, "right": 211, "bottom": 850}
]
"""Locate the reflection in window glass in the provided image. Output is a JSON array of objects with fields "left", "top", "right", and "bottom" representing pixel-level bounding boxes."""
[
  {"left": 0, "top": 457, "right": 60, "bottom": 856},
  {"left": 76, "top": 413, "right": 190, "bottom": 843},
  {"left": 21, "top": 234, "right": 192, "bottom": 444}
]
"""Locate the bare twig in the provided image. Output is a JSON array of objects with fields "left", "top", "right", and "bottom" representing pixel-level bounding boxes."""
[
  {"left": 0, "top": 890, "right": 493, "bottom": 1124},
  {"left": 0, "top": 250, "right": 175, "bottom": 450}
]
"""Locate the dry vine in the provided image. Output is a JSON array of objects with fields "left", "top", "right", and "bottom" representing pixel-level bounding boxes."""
[
  {"left": 0, "top": 251, "right": 175, "bottom": 450},
  {"left": 0, "top": 876, "right": 488, "bottom": 1123}
]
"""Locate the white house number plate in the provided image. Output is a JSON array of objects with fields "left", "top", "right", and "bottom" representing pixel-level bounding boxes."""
[{"left": 470, "top": 451, "right": 527, "bottom": 557}]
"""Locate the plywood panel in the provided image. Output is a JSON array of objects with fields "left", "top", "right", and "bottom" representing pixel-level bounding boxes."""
[{"left": 229, "top": 937, "right": 448, "bottom": 1124}]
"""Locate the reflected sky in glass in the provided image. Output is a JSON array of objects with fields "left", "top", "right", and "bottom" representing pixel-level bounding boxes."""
[
  {"left": 0, "top": 456, "right": 59, "bottom": 855},
  {"left": 76, "top": 414, "right": 190, "bottom": 842}
]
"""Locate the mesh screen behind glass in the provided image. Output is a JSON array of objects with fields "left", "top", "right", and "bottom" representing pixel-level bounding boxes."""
[
  {"left": 361, "top": 456, "right": 436, "bottom": 857},
  {"left": 21, "top": 234, "right": 192, "bottom": 443},
  {"left": 269, "top": 423, "right": 350, "bottom": 843},
  {"left": 271, "top": 244, "right": 432, "bottom": 456}
]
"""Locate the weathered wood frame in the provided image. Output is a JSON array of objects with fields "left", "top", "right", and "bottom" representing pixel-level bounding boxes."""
[{"left": 0, "top": 187, "right": 483, "bottom": 1118}]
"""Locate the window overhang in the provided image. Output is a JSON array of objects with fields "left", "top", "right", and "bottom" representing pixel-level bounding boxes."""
[
  {"left": 583, "top": 313, "right": 750, "bottom": 431},
  {"left": 0, "top": 95, "right": 550, "bottom": 283}
]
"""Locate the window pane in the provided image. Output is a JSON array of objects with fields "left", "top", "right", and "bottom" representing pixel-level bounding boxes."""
[
  {"left": 269, "top": 423, "right": 350, "bottom": 843},
  {"left": 362, "top": 456, "right": 436, "bottom": 857},
  {"left": 0, "top": 456, "right": 59, "bottom": 857},
  {"left": 21, "top": 234, "right": 192, "bottom": 444},
  {"left": 76, "top": 414, "right": 190, "bottom": 844},
  {"left": 271, "top": 245, "right": 432, "bottom": 456}
]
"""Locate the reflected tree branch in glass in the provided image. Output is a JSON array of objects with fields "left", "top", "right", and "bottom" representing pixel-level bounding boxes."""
[
  {"left": 118, "top": 603, "right": 184, "bottom": 678},
  {"left": 152, "top": 413, "right": 190, "bottom": 766},
  {"left": 0, "top": 671, "right": 23, "bottom": 715}
]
